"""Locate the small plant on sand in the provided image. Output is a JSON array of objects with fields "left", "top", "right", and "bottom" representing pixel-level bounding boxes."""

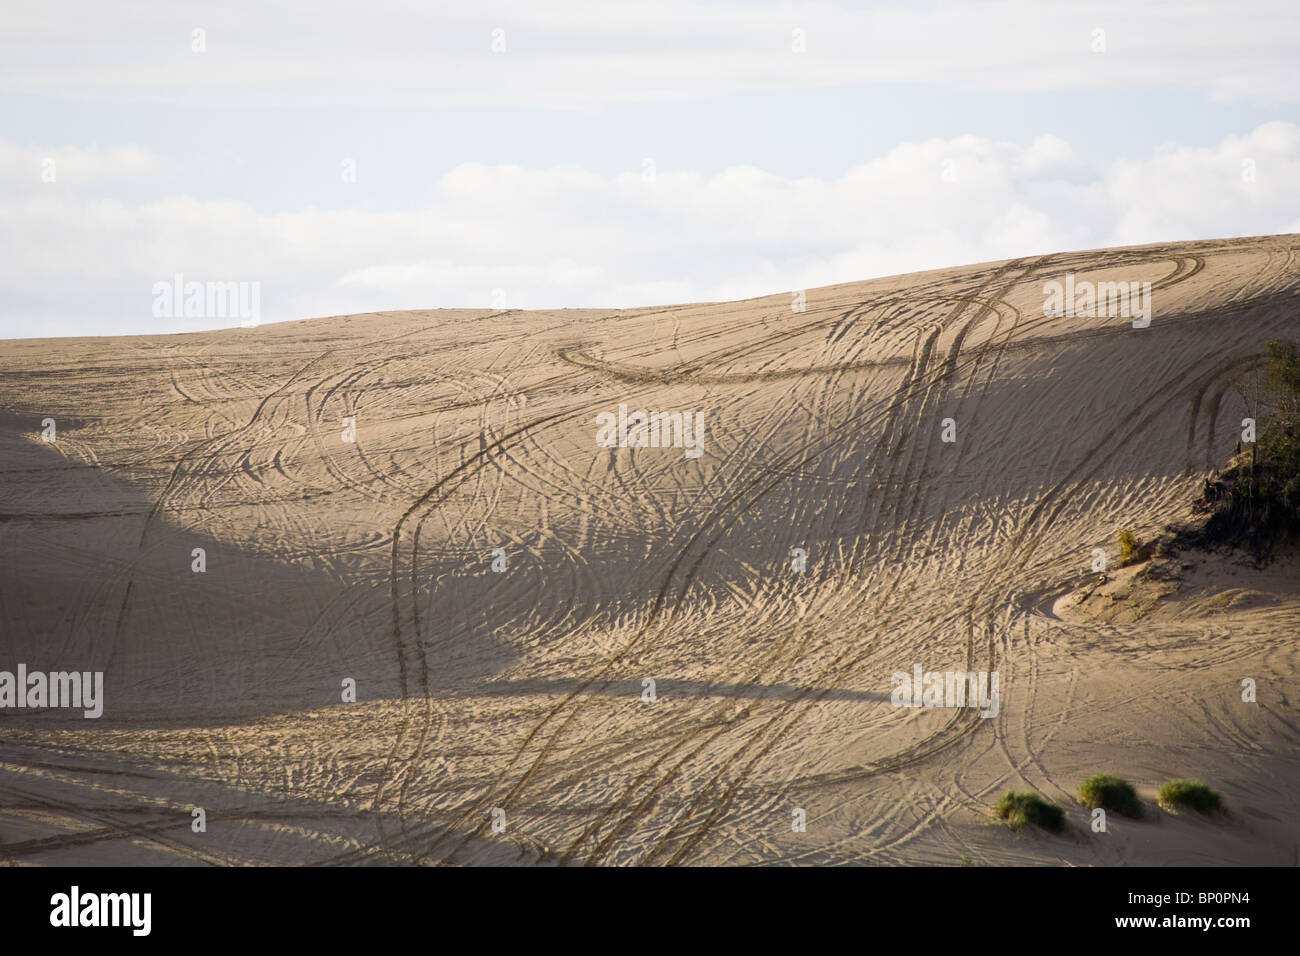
[
  {"left": 1157, "top": 779, "right": 1224, "bottom": 815},
  {"left": 1078, "top": 773, "right": 1142, "bottom": 818},
  {"left": 1117, "top": 529, "right": 1148, "bottom": 566},
  {"left": 995, "top": 791, "right": 1065, "bottom": 833}
]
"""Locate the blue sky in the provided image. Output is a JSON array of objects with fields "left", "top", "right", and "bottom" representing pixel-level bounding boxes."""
[{"left": 2, "top": 1, "right": 1299, "bottom": 337}]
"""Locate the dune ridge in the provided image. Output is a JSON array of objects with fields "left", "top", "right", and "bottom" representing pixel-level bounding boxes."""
[{"left": 1, "top": 234, "right": 1297, "bottom": 866}]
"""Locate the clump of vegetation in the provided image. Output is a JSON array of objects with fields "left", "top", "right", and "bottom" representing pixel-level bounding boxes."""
[
  {"left": 1078, "top": 773, "right": 1143, "bottom": 818},
  {"left": 1117, "top": 529, "right": 1150, "bottom": 566},
  {"left": 995, "top": 791, "right": 1065, "bottom": 832},
  {"left": 1157, "top": 779, "right": 1225, "bottom": 815},
  {"left": 1188, "top": 338, "right": 1300, "bottom": 560}
]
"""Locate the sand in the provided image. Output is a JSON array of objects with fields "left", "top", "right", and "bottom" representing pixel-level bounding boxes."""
[{"left": 1, "top": 234, "right": 1297, "bottom": 865}]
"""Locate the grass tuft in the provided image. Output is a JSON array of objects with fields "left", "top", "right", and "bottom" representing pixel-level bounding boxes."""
[
  {"left": 1078, "top": 773, "right": 1143, "bottom": 818},
  {"left": 1157, "top": 779, "right": 1224, "bottom": 815},
  {"left": 995, "top": 791, "right": 1065, "bottom": 833},
  {"left": 1117, "top": 529, "right": 1149, "bottom": 566}
]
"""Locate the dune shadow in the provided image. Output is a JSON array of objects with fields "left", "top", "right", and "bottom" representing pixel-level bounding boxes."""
[
  {"left": 458, "top": 677, "right": 890, "bottom": 702},
  {"left": 0, "top": 410, "right": 522, "bottom": 727}
]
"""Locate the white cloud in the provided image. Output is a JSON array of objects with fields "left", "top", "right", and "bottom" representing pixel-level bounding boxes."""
[
  {"left": 0, "top": 142, "right": 160, "bottom": 192},
  {"left": 1, "top": 123, "right": 1297, "bottom": 337}
]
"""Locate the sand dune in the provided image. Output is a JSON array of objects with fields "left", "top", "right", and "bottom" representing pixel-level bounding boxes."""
[{"left": 1, "top": 234, "right": 1297, "bottom": 865}]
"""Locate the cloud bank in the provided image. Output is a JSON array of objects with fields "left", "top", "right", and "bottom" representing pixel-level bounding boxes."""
[{"left": 2, "top": 123, "right": 1298, "bottom": 337}]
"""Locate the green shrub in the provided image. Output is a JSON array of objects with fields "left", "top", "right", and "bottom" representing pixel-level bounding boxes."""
[
  {"left": 995, "top": 791, "right": 1065, "bottom": 832},
  {"left": 1191, "top": 338, "right": 1300, "bottom": 558},
  {"left": 1157, "top": 779, "right": 1224, "bottom": 814},
  {"left": 1078, "top": 773, "right": 1142, "bottom": 818},
  {"left": 1117, "top": 529, "right": 1148, "bottom": 566}
]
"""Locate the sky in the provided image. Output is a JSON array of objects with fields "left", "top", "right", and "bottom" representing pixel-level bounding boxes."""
[{"left": 2, "top": 0, "right": 1299, "bottom": 338}]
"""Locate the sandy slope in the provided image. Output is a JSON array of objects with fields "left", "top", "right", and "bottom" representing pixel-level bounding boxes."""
[{"left": 0, "top": 235, "right": 1297, "bottom": 866}]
